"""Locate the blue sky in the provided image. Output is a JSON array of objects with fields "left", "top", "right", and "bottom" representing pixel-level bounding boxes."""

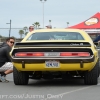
[{"left": 0, "top": 0, "right": 100, "bottom": 38}]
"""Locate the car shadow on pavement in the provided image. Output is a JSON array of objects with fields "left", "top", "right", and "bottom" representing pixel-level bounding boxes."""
[{"left": 28, "top": 78, "right": 85, "bottom": 87}]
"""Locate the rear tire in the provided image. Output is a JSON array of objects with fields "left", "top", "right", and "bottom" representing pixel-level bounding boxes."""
[
  {"left": 13, "top": 67, "right": 29, "bottom": 85},
  {"left": 84, "top": 61, "right": 98, "bottom": 85},
  {"left": 97, "top": 61, "right": 100, "bottom": 77}
]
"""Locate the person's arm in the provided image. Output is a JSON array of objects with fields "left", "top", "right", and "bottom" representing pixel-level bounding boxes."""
[{"left": 5, "top": 46, "right": 12, "bottom": 62}]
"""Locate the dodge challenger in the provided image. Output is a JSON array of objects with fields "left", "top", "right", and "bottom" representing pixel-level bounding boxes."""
[{"left": 10, "top": 29, "right": 99, "bottom": 85}]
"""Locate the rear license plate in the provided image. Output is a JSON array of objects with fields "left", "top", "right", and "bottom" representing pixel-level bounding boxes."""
[{"left": 45, "top": 60, "right": 60, "bottom": 68}]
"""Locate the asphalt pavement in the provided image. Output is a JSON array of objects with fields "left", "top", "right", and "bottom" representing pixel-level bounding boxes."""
[{"left": 0, "top": 73, "right": 100, "bottom": 100}]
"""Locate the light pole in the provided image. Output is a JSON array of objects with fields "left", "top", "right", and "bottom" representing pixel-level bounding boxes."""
[
  {"left": 40, "top": 0, "right": 47, "bottom": 29},
  {"left": 66, "top": 22, "right": 69, "bottom": 28},
  {"left": 6, "top": 19, "right": 11, "bottom": 37}
]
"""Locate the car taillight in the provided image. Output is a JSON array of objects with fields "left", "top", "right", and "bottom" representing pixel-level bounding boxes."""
[
  {"left": 15, "top": 52, "right": 44, "bottom": 57},
  {"left": 60, "top": 52, "right": 90, "bottom": 57}
]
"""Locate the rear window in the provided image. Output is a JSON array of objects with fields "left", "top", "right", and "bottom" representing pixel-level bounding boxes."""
[{"left": 27, "top": 32, "right": 84, "bottom": 40}]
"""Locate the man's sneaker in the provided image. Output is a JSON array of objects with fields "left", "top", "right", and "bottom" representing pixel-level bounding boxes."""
[{"left": 0, "top": 74, "right": 9, "bottom": 82}]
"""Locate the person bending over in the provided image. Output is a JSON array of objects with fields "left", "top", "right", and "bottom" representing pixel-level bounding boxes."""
[{"left": 0, "top": 37, "right": 15, "bottom": 82}]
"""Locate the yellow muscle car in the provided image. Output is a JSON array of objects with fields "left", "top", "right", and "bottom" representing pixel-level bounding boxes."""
[{"left": 10, "top": 29, "right": 99, "bottom": 85}]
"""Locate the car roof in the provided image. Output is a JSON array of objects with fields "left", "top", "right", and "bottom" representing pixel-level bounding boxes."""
[{"left": 29, "top": 28, "right": 85, "bottom": 33}]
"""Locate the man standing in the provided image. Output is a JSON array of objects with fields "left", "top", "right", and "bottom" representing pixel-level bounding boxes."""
[
  {"left": 29, "top": 26, "right": 34, "bottom": 32},
  {"left": 0, "top": 37, "right": 15, "bottom": 82},
  {"left": 93, "top": 35, "right": 100, "bottom": 42}
]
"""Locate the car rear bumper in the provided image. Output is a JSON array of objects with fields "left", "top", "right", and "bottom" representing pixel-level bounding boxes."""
[{"left": 11, "top": 55, "right": 94, "bottom": 63}]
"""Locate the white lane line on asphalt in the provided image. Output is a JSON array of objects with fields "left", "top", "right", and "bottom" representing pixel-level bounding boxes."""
[{"left": 43, "top": 83, "right": 100, "bottom": 100}]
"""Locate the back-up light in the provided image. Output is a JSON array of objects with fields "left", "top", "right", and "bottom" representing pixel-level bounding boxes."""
[
  {"left": 15, "top": 52, "right": 44, "bottom": 57},
  {"left": 60, "top": 52, "right": 90, "bottom": 57}
]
